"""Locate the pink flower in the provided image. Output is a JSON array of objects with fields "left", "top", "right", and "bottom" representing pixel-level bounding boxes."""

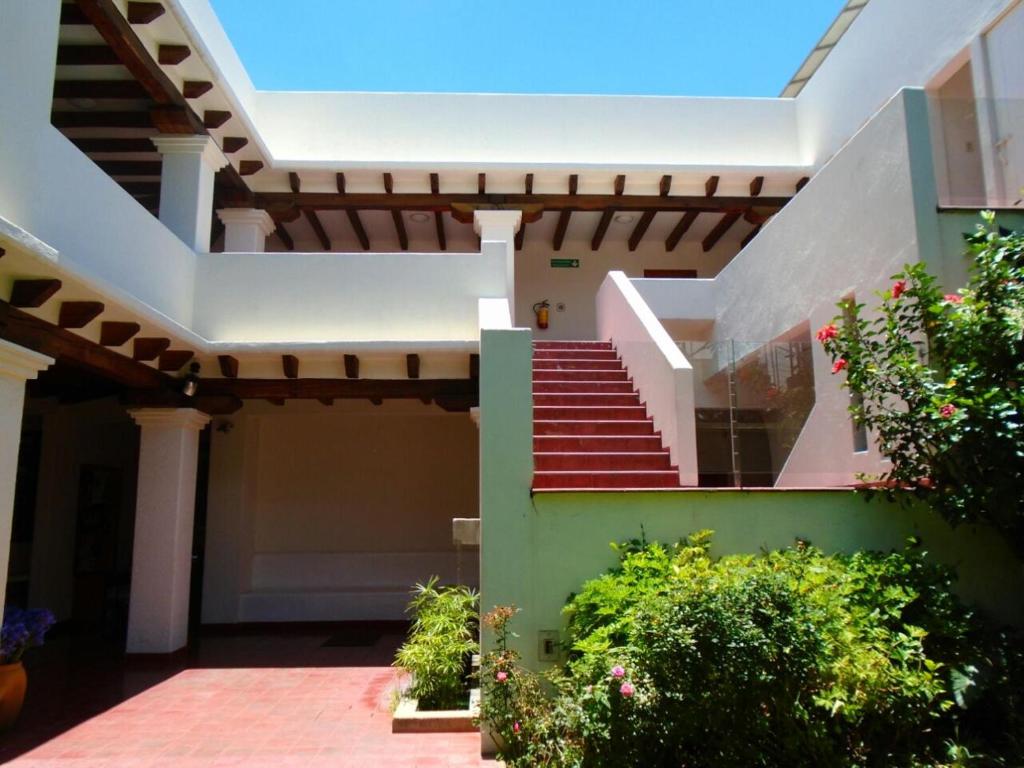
[
  {"left": 944, "top": 293, "right": 964, "bottom": 304},
  {"left": 816, "top": 324, "right": 838, "bottom": 343},
  {"left": 619, "top": 682, "right": 635, "bottom": 698},
  {"left": 611, "top": 665, "right": 626, "bottom": 679},
  {"left": 513, "top": 721, "right": 521, "bottom": 734},
  {"left": 831, "top": 358, "right": 848, "bottom": 375},
  {"left": 940, "top": 403, "right": 957, "bottom": 418},
  {"left": 495, "top": 671, "right": 508, "bottom": 683},
  {"left": 892, "top": 280, "right": 907, "bottom": 299}
]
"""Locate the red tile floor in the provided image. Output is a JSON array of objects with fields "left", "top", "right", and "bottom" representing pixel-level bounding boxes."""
[{"left": 1, "top": 625, "right": 496, "bottom": 767}]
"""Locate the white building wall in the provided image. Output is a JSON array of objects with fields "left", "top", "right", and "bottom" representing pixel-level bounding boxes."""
[{"left": 201, "top": 400, "right": 479, "bottom": 623}]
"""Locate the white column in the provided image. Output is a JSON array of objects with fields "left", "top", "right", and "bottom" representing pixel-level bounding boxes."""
[
  {"left": 474, "top": 210, "right": 523, "bottom": 325},
  {"left": 0, "top": 340, "right": 53, "bottom": 622},
  {"left": 126, "top": 408, "right": 210, "bottom": 654},
  {"left": 216, "top": 208, "right": 276, "bottom": 252},
  {"left": 152, "top": 136, "right": 229, "bottom": 252}
]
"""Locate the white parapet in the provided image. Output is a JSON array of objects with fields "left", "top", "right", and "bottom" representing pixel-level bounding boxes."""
[{"left": 596, "top": 272, "right": 698, "bottom": 486}]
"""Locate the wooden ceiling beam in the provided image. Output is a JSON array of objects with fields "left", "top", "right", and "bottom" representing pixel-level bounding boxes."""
[
  {"left": 58, "top": 301, "right": 105, "bottom": 329},
  {"left": 469, "top": 354, "right": 480, "bottom": 380},
  {"left": 282, "top": 354, "right": 299, "bottom": 379},
  {"left": 383, "top": 173, "right": 409, "bottom": 250},
  {"left": 430, "top": 173, "right": 446, "bottom": 251},
  {"left": 200, "top": 377, "right": 478, "bottom": 403},
  {"left": 552, "top": 174, "right": 579, "bottom": 251},
  {"left": 133, "top": 337, "right": 170, "bottom": 361},
  {"left": 304, "top": 209, "right": 331, "bottom": 251},
  {"left": 158, "top": 44, "right": 191, "bottom": 65},
  {"left": 741, "top": 225, "right": 762, "bottom": 249},
  {"left": 750, "top": 176, "right": 765, "bottom": 197},
  {"left": 70, "top": 137, "right": 157, "bottom": 154},
  {"left": 158, "top": 349, "right": 194, "bottom": 371},
  {"left": 705, "top": 175, "right": 720, "bottom": 197},
  {"left": 95, "top": 160, "right": 161, "bottom": 177},
  {"left": 591, "top": 174, "right": 625, "bottom": 251},
  {"left": 515, "top": 173, "right": 534, "bottom": 250},
  {"left": 702, "top": 212, "right": 742, "bottom": 252},
  {"left": 218, "top": 355, "right": 239, "bottom": 378},
  {"left": 344, "top": 354, "right": 359, "bottom": 379},
  {"left": 478, "top": 173, "right": 486, "bottom": 195},
  {"left": 221, "top": 137, "right": 248, "bottom": 154},
  {"left": 334, "top": 174, "right": 370, "bottom": 250},
  {"left": 99, "top": 321, "right": 141, "bottom": 346},
  {"left": 665, "top": 211, "right": 700, "bottom": 252},
  {"left": 796, "top": 176, "right": 810, "bottom": 192},
  {"left": 10, "top": 280, "right": 62, "bottom": 308},
  {"left": 628, "top": 174, "right": 671, "bottom": 252},
  {"left": 51, "top": 111, "right": 154, "bottom": 129},
  {"left": 406, "top": 353, "right": 420, "bottom": 379},
  {"left": 126, "top": 2, "right": 165, "bottom": 24},
  {"left": 289, "top": 172, "right": 301, "bottom": 193},
  {"left": 203, "top": 110, "right": 231, "bottom": 129},
  {"left": 55, "top": 44, "right": 119, "bottom": 65},
  {"left": 238, "top": 160, "right": 263, "bottom": 176},
  {"left": 275, "top": 224, "right": 294, "bottom": 251},
  {"left": 60, "top": 4, "right": 91, "bottom": 24}
]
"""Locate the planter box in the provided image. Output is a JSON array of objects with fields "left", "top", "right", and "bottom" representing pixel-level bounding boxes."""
[{"left": 392, "top": 688, "right": 480, "bottom": 734}]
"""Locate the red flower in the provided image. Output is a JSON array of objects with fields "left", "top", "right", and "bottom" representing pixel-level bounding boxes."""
[
  {"left": 831, "top": 358, "right": 848, "bottom": 374},
  {"left": 939, "top": 403, "right": 957, "bottom": 418},
  {"left": 891, "top": 280, "right": 907, "bottom": 299},
  {"left": 816, "top": 324, "right": 838, "bottom": 343},
  {"left": 944, "top": 293, "right": 964, "bottom": 304}
]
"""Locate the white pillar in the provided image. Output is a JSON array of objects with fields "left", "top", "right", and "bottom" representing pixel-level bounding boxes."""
[
  {"left": 152, "top": 136, "right": 229, "bottom": 252},
  {"left": 126, "top": 408, "right": 210, "bottom": 654},
  {"left": 216, "top": 208, "right": 276, "bottom": 252},
  {"left": 0, "top": 340, "right": 53, "bottom": 622},
  {"left": 474, "top": 210, "right": 523, "bottom": 325}
]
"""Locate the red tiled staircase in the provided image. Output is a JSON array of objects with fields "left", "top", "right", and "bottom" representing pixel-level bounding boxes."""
[{"left": 532, "top": 340, "right": 683, "bottom": 490}]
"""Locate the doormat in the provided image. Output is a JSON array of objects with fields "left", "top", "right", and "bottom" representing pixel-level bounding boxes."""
[{"left": 321, "top": 630, "right": 382, "bottom": 648}]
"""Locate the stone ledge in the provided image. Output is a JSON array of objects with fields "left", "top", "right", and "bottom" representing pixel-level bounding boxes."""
[{"left": 392, "top": 688, "right": 480, "bottom": 734}]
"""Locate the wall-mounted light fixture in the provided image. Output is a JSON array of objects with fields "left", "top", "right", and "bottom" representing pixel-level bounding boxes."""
[{"left": 182, "top": 362, "right": 200, "bottom": 397}]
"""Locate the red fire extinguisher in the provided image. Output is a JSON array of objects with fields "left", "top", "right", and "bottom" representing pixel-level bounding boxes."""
[{"left": 533, "top": 300, "right": 550, "bottom": 330}]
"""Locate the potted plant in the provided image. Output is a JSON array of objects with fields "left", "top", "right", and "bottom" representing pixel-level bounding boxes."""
[{"left": 0, "top": 606, "right": 55, "bottom": 729}]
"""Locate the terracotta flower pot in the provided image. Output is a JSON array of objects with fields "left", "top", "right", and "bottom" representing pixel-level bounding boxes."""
[{"left": 0, "top": 661, "right": 27, "bottom": 730}]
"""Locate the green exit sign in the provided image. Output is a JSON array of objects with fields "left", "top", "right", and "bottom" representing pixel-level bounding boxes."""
[{"left": 550, "top": 258, "right": 580, "bottom": 268}]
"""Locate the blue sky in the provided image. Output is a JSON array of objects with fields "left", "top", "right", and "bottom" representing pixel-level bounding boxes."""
[{"left": 209, "top": 0, "right": 847, "bottom": 97}]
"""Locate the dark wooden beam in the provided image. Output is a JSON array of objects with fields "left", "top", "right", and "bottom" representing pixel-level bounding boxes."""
[
  {"left": 95, "top": 160, "right": 162, "bottom": 177},
  {"left": 282, "top": 354, "right": 299, "bottom": 379},
  {"left": 70, "top": 137, "right": 157, "bottom": 154},
  {"left": 336, "top": 173, "right": 370, "bottom": 250},
  {"left": 0, "top": 248, "right": 5, "bottom": 259},
  {"left": 10, "top": 280, "right": 62, "bottom": 308},
  {"left": 304, "top": 210, "right": 331, "bottom": 250},
  {"left": 133, "top": 337, "right": 170, "bottom": 361},
  {"left": 406, "top": 353, "right": 420, "bottom": 379},
  {"left": 591, "top": 174, "right": 626, "bottom": 251},
  {"left": 54, "top": 79, "right": 150, "bottom": 100},
  {"left": 750, "top": 176, "right": 765, "bottom": 197},
  {"left": 741, "top": 225, "right": 762, "bottom": 249},
  {"left": 266, "top": 398, "right": 285, "bottom": 406},
  {"left": 239, "top": 160, "right": 263, "bottom": 176},
  {"left": 705, "top": 176, "right": 720, "bottom": 197},
  {"left": 60, "top": 4, "right": 91, "bottom": 24},
  {"left": 344, "top": 354, "right": 359, "bottom": 379},
  {"left": 515, "top": 174, "right": 535, "bottom": 250},
  {"left": 182, "top": 81, "right": 213, "bottom": 99},
  {"left": 222, "top": 137, "right": 248, "bottom": 154},
  {"left": 628, "top": 175, "right": 671, "bottom": 251},
  {"left": 430, "top": 173, "right": 446, "bottom": 251},
  {"left": 796, "top": 176, "right": 810, "bottom": 192},
  {"left": 289, "top": 172, "right": 301, "bottom": 194},
  {"left": 158, "top": 44, "right": 191, "bottom": 65},
  {"left": 56, "top": 45, "right": 119, "bottom": 65},
  {"left": 469, "top": 353, "right": 479, "bottom": 380},
  {"left": 52, "top": 111, "right": 153, "bottom": 129},
  {"left": 251, "top": 191, "right": 789, "bottom": 216},
  {"left": 204, "top": 110, "right": 231, "bottom": 129},
  {"left": 159, "top": 350, "right": 194, "bottom": 371},
  {"left": 665, "top": 211, "right": 700, "bottom": 252},
  {"left": 702, "top": 212, "right": 742, "bottom": 252},
  {"left": 201, "top": 377, "right": 478, "bottom": 404},
  {"left": 552, "top": 174, "right": 578, "bottom": 251},
  {"left": 99, "top": 321, "right": 140, "bottom": 346},
  {"left": 58, "top": 301, "right": 105, "bottom": 329},
  {"left": 275, "top": 224, "right": 294, "bottom": 251},
  {"left": 318, "top": 398, "right": 334, "bottom": 406},
  {"left": 126, "top": 2, "right": 165, "bottom": 24},
  {"left": 148, "top": 106, "right": 197, "bottom": 134},
  {"left": 383, "top": 173, "right": 409, "bottom": 250},
  {"left": 218, "top": 355, "right": 239, "bottom": 378},
  {"left": 478, "top": 173, "right": 486, "bottom": 195}
]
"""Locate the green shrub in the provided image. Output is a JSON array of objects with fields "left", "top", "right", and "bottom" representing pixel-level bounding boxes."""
[
  {"left": 394, "top": 577, "right": 478, "bottom": 710},
  {"left": 483, "top": 533, "right": 1022, "bottom": 768}
]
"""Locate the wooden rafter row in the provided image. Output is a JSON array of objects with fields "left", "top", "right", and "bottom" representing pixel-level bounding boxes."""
[
  {"left": 628, "top": 175, "right": 672, "bottom": 251},
  {"left": 430, "top": 173, "right": 446, "bottom": 251},
  {"left": 591, "top": 174, "right": 626, "bottom": 251},
  {"left": 514, "top": 173, "right": 534, "bottom": 251},
  {"left": 336, "top": 173, "right": 371, "bottom": 250},
  {"left": 552, "top": 175, "right": 579, "bottom": 251},
  {"left": 383, "top": 173, "right": 409, "bottom": 250}
]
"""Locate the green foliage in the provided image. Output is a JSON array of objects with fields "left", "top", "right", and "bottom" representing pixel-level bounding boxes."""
[
  {"left": 819, "top": 213, "right": 1024, "bottom": 553},
  {"left": 482, "top": 534, "right": 1023, "bottom": 768},
  {"left": 394, "top": 577, "right": 478, "bottom": 710}
]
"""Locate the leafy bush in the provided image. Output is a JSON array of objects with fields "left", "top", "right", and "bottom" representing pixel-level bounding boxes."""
[
  {"left": 818, "top": 214, "right": 1024, "bottom": 554},
  {"left": 482, "top": 533, "right": 1022, "bottom": 768},
  {"left": 394, "top": 577, "right": 478, "bottom": 710}
]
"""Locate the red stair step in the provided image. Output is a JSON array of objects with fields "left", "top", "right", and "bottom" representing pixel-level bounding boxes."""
[
  {"left": 533, "top": 341, "right": 613, "bottom": 350},
  {"left": 534, "top": 405, "right": 649, "bottom": 420},
  {"left": 534, "top": 435, "right": 665, "bottom": 452},
  {"left": 533, "top": 381, "right": 634, "bottom": 394},
  {"left": 534, "top": 452, "right": 673, "bottom": 471},
  {"left": 532, "top": 470, "right": 682, "bottom": 489},
  {"left": 532, "top": 369, "right": 629, "bottom": 382},
  {"left": 533, "top": 349, "right": 618, "bottom": 360},
  {"left": 534, "top": 420, "right": 658, "bottom": 436},
  {"left": 534, "top": 359, "right": 624, "bottom": 371},
  {"left": 534, "top": 393, "right": 641, "bottom": 407}
]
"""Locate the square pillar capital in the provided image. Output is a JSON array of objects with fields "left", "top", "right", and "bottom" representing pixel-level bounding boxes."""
[
  {"left": 151, "top": 135, "right": 229, "bottom": 173},
  {"left": 217, "top": 208, "right": 276, "bottom": 252},
  {"left": 128, "top": 408, "right": 211, "bottom": 431},
  {"left": 0, "top": 339, "right": 53, "bottom": 382},
  {"left": 473, "top": 210, "right": 523, "bottom": 237}
]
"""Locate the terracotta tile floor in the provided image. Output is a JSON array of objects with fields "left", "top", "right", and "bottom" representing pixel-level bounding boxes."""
[{"left": 0, "top": 626, "right": 495, "bottom": 767}]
